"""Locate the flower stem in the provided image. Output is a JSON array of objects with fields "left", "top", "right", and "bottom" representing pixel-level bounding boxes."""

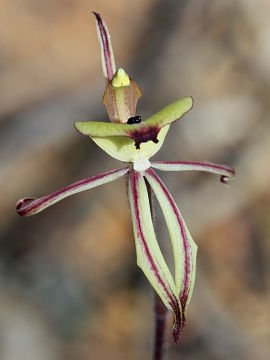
[
  {"left": 153, "top": 293, "right": 169, "bottom": 360},
  {"left": 146, "top": 181, "right": 169, "bottom": 360}
]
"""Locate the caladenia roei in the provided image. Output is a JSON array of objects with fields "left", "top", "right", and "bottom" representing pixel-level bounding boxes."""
[{"left": 16, "top": 12, "right": 235, "bottom": 343}]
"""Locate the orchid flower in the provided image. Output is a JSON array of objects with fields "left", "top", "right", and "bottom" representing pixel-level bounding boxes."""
[{"left": 16, "top": 12, "right": 235, "bottom": 343}]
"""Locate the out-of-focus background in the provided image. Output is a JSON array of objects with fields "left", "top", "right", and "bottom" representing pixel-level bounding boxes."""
[{"left": 0, "top": 1, "right": 270, "bottom": 359}]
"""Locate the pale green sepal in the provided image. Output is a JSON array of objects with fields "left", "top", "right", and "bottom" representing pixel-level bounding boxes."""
[{"left": 91, "top": 126, "right": 169, "bottom": 163}]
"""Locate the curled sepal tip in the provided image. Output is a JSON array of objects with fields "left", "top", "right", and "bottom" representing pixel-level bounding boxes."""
[
  {"left": 16, "top": 198, "right": 36, "bottom": 213},
  {"left": 220, "top": 174, "right": 234, "bottom": 186}
]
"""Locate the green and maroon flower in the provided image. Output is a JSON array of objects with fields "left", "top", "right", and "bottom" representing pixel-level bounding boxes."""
[{"left": 16, "top": 12, "right": 235, "bottom": 342}]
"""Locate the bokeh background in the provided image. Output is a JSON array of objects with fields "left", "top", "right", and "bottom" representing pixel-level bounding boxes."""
[{"left": 1, "top": 1, "right": 270, "bottom": 359}]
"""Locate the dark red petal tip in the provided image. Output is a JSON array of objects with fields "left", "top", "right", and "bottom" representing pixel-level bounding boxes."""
[
  {"left": 16, "top": 197, "right": 36, "bottom": 215},
  {"left": 172, "top": 316, "right": 185, "bottom": 343},
  {"left": 92, "top": 11, "right": 101, "bottom": 21},
  {"left": 220, "top": 175, "right": 228, "bottom": 184}
]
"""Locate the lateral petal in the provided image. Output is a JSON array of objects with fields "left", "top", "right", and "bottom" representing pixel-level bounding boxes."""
[
  {"left": 16, "top": 167, "right": 129, "bottom": 216},
  {"left": 145, "top": 168, "right": 197, "bottom": 340},
  {"left": 128, "top": 169, "right": 183, "bottom": 342},
  {"left": 151, "top": 160, "right": 235, "bottom": 184},
  {"left": 143, "top": 97, "right": 193, "bottom": 128}
]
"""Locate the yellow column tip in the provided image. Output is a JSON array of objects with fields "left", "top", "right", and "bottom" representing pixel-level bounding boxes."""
[{"left": 112, "top": 68, "right": 130, "bottom": 88}]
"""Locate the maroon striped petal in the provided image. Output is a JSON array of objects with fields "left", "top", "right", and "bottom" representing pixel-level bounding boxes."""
[
  {"left": 128, "top": 168, "right": 183, "bottom": 342},
  {"left": 151, "top": 160, "right": 235, "bottom": 183},
  {"left": 16, "top": 167, "right": 129, "bottom": 217},
  {"left": 145, "top": 168, "right": 198, "bottom": 342}
]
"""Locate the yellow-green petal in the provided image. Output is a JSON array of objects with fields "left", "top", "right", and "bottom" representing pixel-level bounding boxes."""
[
  {"left": 75, "top": 96, "right": 193, "bottom": 146},
  {"left": 143, "top": 96, "right": 193, "bottom": 128}
]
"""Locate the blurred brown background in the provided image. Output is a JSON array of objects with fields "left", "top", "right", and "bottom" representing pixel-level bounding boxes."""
[{"left": 0, "top": 1, "right": 270, "bottom": 359}]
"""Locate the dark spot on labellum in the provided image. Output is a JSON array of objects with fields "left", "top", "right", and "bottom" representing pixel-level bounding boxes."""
[
  {"left": 129, "top": 126, "right": 160, "bottom": 149},
  {"left": 127, "top": 115, "right": 142, "bottom": 124}
]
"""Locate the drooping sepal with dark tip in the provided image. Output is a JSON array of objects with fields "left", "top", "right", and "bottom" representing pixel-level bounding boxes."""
[
  {"left": 145, "top": 168, "right": 198, "bottom": 343},
  {"left": 128, "top": 169, "right": 185, "bottom": 342}
]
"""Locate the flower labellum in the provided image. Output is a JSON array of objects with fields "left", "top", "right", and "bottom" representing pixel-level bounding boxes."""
[{"left": 16, "top": 12, "right": 235, "bottom": 343}]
